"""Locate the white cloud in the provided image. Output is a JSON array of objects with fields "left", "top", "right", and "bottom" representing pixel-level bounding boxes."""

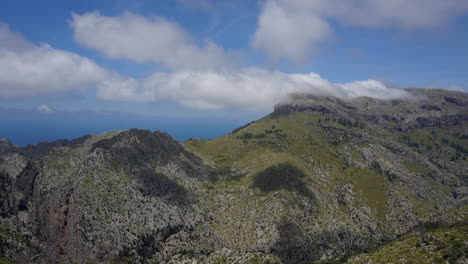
[
  {"left": 37, "top": 104, "right": 55, "bottom": 114},
  {"left": 0, "top": 46, "right": 108, "bottom": 97},
  {"left": 444, "top": 85, "right": 466, "bottom": 92},
  {"left": 70, "top": 11, "right": 230, "bottom": 70},
  {"left": 0, "top": 19, "right": 413, "bottom": 112},
  {"left": 325, "top": 0, "right": 468, "bottom": 29},
  {"left": 0, "top": 23, "right": 34, "bottom": 52},
  {"left": 337, "top": 79, "right": 409, "bottom": 99},
  {"left": 0, "top": 25, "right": 109, "bottom": 98},
  {"left": 97, "top": 74, "right": 154, "bottom": 102},
  {"left": 254, "top": 0, "right": 468, "bottom": 63},
  {"left": 98, "top": 68, "right": 410, "bottom": 111},
  {"left": 66, "top": 11, "right": 411, "bottom": 110},
  {"left": 253, "top": 1, "right": 331, "bottom": 63}
]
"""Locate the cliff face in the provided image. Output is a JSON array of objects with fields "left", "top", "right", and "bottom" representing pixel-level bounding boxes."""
[
  {"left": 1, "top": 88, "right": 467, "bottom": 264},
  {"left": 0, "top": 130, "right": 213, "bottom": 263}
]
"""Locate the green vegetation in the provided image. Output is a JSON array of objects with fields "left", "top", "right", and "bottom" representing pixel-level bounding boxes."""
[
  {"left": 108, "top": 256, "right": 135, "bottom": 264},
  {"left": 0, "top": 258, "right": 11, "bottom": 264},
  {"left": 404, "top": 161, "right": 430, "bottom": 174},
  {"left": 185, "top": 111, "right": 391, "bottom": 223},
  {"left": 349, "top": 168, "right": 388, "bottom": 221},
  {"left": 394, "top": 127, "right": 468, "bottom": 163},
  {"left": 235, "top": 125, "right": 285, "bottom": 141},
  {"left": 211, "top": 256, "right": 229, "bottom": 264},
  {"left": 401, "top": 134, "right": 420, "bottom": 148},
  {"left": 345, "top": 225, "right": 468, "bottom": 264},
  {"left": 231, "top": 121, "right": 256, "bottom": 134},
  {"left": 252, "top": 162, "right": 314, "bottom": 199},
  {"left": 184, "top": 109, "right": 460, "bottom": 228},
  {"left": 210, "top": 255, "right": 280, "bottom": 264},
  {"left": 322, "top": 117, "right": 365, "bottom": 129}
]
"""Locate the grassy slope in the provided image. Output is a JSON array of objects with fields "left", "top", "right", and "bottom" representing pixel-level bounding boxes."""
[
  {"left": 187, "top": 108, "right": 466, "bottom": 208},
  {"left": 185, "top": 111, "right": 392, "bottom": 234},
  {"left": 344, "top": 225, "right": 468, "bottom": 264},
  {"left": 186, "top": 111, "right": 358, "bottom": 176},
  {"left": 184, "top": 109, "right": 466, "bottom": 261}
]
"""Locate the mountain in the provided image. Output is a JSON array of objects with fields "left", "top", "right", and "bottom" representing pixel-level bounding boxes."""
[{"left": 0, "top": 88, "right": 467, "bottom": 264}]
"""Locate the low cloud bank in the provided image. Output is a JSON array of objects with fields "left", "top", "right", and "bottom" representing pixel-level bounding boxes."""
[{"left": 98, "top": 69, "right": 410, "bottom": 111}]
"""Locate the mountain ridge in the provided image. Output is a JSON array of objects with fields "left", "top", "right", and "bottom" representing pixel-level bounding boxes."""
[{"left": 0, "top": 88, "right": 467, "bottom": 263}]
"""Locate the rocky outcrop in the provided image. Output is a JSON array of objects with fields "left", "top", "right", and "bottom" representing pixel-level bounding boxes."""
[{"left": 0, "top": 130, "right": 215, "bottom": 263}]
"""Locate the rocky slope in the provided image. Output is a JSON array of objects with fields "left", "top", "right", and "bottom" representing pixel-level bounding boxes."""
[
  {"left": 0, "top": 130, "right": 213, "bottom": 263},
  {"left": 0, "top": 88, "right": 467, "bottom": 264},
  {"left": 344, "top": 225, "right": 467, "bottom": 264}
]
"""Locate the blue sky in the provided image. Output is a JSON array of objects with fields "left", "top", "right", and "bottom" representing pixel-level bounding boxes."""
[{"left": 0, "top": 0, "right": 467, "bottom": 145}]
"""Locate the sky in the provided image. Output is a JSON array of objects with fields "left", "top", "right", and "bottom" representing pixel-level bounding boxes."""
[{"left": 0, "top": 0, "right": 467, "bottom": 146}]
